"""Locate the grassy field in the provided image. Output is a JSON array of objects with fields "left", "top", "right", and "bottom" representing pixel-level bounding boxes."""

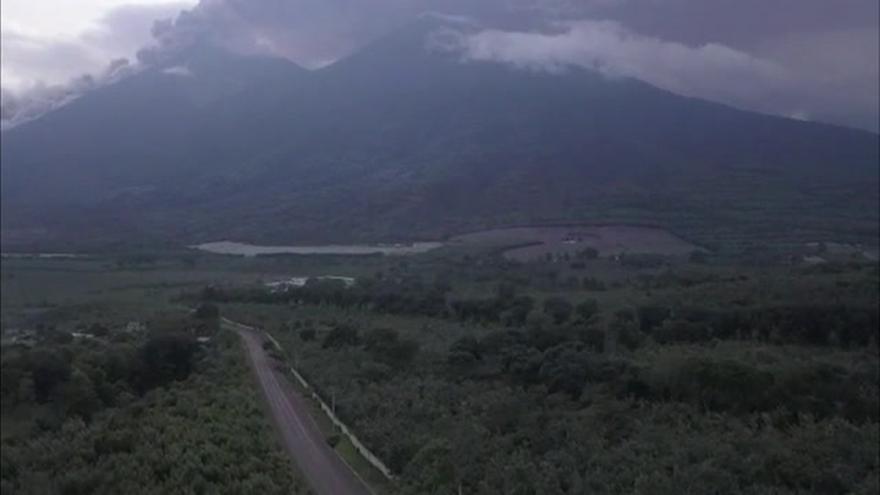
[
  {"left": 0, "top": 251, "right": 394, "bottom": 331},
  {"left": 450, "top": 224, "right": 701, "bottom": 260}
]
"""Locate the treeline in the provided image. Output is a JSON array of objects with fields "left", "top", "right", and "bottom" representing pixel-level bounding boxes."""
[
  {"left": 637, "top": 303, "right": 879, "bottom": 347},
  {"left": 1, "top": 307, "right": 221, "bottom": 424},
  {"left": 204, "top": 279, "right": 593, "bottom": 327},
  {"left": 203, "top": 277, "right": 449, "bottom": 317},
  {"left": 263, "top": 308, "right": 880, "bottom": 495},
  {"left": 291, "top": 322, "right": 420, "bottom": 392},
  {"left": 319, "top": 324, "right": 420, "bottom": 367},
  {"left": 445, "top": 327, "right": 879, "bottom": 422},
  {"left": 1, "top": 332, "right": 201, "bottom": 426},
  {"left": 213, "top": 256, "right": 879, "bottom": 494},
  {"left": 204, "top": 279, "right": 878, "bottom": 348}
]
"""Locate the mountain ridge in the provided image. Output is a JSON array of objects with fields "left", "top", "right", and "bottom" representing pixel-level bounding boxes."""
[{"left": 1, "top": 19, "right": 878, "bottom": 250}]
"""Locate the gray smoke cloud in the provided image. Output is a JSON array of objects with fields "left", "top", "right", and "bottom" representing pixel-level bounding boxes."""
[
  {"left": 1, "top": 3, "right": 182, "bottom": 129},
  {"left": 1, "top": 58, "right": 136, "bottom": 130},
  {"left": 443, "top": 20, "right": 807, "bottom": 124},
  {"left": 2, "top": 0, "right": 878, "bottom": 131},
  {"left": 2, "top": 0, "right": 565, "bottom": 127},
  {"left": 133, "top": 0, "right": 581, "bottom": 67}
]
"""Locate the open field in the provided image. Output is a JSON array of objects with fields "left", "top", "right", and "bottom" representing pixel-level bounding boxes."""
[
  {"left": 193, "top": 241, "right": 444, "bottom": 257},
  {"left": 0, "top": 252, "right": 390, "bottom": 330},
  {"left": 449, "top": 224, "right": 701, "bottom": 260}
]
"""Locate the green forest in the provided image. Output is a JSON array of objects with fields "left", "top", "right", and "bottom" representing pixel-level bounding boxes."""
[
  {"left": 212, "top": 248, "right": 879, "bottom": 494},
  {"left": 1, "top": 243, "right": 878, "bottom": 494},
  {"left": 0, "top": 306, "right": 309, "bottom": 494}
]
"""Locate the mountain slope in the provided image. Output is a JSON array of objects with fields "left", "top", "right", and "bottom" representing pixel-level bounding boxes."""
[{"left": 1, "top": 19, "right": 878, "bottom": 250}]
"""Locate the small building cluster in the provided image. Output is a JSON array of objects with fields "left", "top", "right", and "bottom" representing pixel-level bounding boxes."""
[{"left": 265, "top": 275, "right": 356, "bottom": 292}]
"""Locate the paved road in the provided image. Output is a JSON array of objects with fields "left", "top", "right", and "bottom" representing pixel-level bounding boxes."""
[{"left": 235, "top": 324, "right": 372, "bottom": 495}]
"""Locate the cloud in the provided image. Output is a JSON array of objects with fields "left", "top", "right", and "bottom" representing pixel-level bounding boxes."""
[
  {"left": 759, "top": 27, "right": 879, "bottom": 132},
  {"left": 2, "top": 3, "right": 187, "bottom": 90},
  {"left": 1, "top": 59, "right": 136, "bottom": 130},
  {"left": 520, "top": 0, "right": 880, "bottom": 130},
  {"left": 450, "top": 20, "right": 792, "bottom": 110},
  {"left": 1, "top": 2, "right": 186, "bottom": 129},
  {"left": 161, "top": 65, "right": 193, "bottom": 76},
  {"left": 2, "top": 0, "right": 878, "bottom": 131},
  {"left": 133, "top": 0, "right": 605, "bottom": 68},
  {"left": 0, "top": 29, "right": 105, "bottom": 90}
]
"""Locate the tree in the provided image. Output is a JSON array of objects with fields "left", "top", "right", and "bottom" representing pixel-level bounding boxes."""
[
  {"left": 525, "top": 311, "right": 552, "bottom": 332},
  {"left": 538, "top": 345, "right": 589, "bottom": 398},
  {"left": 363, "top": 327, "right": 398, "bottom": 352},
  {"left": 543, "top": 297, "right": 573, "bottom": 324},
  {"left": 501, "top": 296, "right": 535, "bottom": 327},
  {"left": 299, "top": 328, "right": 316, "bottom": 342},
  {"left": 364, "top": 328, "right": 419, "bottom": 367},
  {"left": 494, "top": 283, "right": 517, "bottom": 302},
  {"left": 1, "top": 355, "right": 26, "bottom": 405},
  {"left": 29, "top": 350, "right": 71, "bottom": 402},
  {"left": 46, "top": 328, "right": 73, "bottom": 345},
  {"left": 194, "top": 303, "right": 220, "bottom": 320},
  {"left": 100, "top": 346, "right": 135, "bottom": 383},
  {"left": 582, "top": 277, "right": 606, "bottom": 291},
  {"left": 448, "top": 336, "right": 482, "bottom": 363},
  {"left": 637, "top": 305, "right": 671, "bottom": 333},
  {"left": 689, "top": 250, "right": 708, "bottom": 264},
  {"left": 322, "top": 324, "right": 360, "bottom": 349},
  {"left": 88, "top": 323, "right": 110, "bottom": 337},
  {"left": 61, "top": 369, "right": 100, "bottom": 420},
  {"left": 575, "top": 300, "right": 599, "bottom": 322},
  {"left": 561, "top": 276, "right": 580, "bottom": 289},
  {"left": 134, "top": 333, "right": 199, "bottom": 392},
  {"left": 609, "top": 310, "right": 643, "bottom": 351},
  {"left": 577, "top": 247, "right": 599, "bottom": 259}
]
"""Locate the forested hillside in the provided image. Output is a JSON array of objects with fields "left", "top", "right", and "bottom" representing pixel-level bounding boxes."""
[{"left": 2, "top": 18, "right": 877, "bottom": 250}]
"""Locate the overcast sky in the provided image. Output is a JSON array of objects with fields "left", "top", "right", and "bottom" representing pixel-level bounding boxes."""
[{"left": 2, "top": 0, "right": 878, "bottom": 131}]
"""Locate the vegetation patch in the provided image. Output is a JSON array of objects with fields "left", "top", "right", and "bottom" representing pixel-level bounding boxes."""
[{"left": 1, "top": 311, "right": 308, "bottom": 495}]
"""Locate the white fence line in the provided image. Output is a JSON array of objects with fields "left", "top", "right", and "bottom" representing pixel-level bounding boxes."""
[{"left": 223, "top": 317, "right": 396, "bottom": 481}]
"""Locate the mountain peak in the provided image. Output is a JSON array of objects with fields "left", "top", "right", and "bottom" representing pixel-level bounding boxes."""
[
  {"left": 150, "top": 42, "right": 308, "bottom": 81},
  {"left": 318, "top": 15, "right": 479, "bottom": 77}
]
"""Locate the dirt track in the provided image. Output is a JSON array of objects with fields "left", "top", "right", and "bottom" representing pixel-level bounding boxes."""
[{"left": 236, "top": 325, "right": 372, "bottom": 495}]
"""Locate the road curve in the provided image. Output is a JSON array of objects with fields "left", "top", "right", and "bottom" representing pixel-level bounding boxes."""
[{"left": 236, "top": 325, "right": 372, "bottom": 495}]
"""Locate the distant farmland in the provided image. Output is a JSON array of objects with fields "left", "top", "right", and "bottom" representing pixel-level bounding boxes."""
[{"left": 450, "top": 225, "right": 700, "bottom": 261}]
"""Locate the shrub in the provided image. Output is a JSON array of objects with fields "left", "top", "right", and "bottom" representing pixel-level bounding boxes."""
[
  {"left": 194, "top": 303, "right": 220, "bottom": 320},
  {"left": 576, "top": 299, "right": 599, "bottom": 322},
  {"left": 322, "top": 324, "right": 360, "bottom": 349},
  {"left": 133, "top": 333, "right": 199, "bottom": 393},
  {"left": 543, "top": 297, "right": 573, "bottom": 324},
  {"left": 29, "top": 350, "right": 72, "bottom": 403},
  {"left": 298, "top": 328, "right": 316, "bottom": 342}
]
